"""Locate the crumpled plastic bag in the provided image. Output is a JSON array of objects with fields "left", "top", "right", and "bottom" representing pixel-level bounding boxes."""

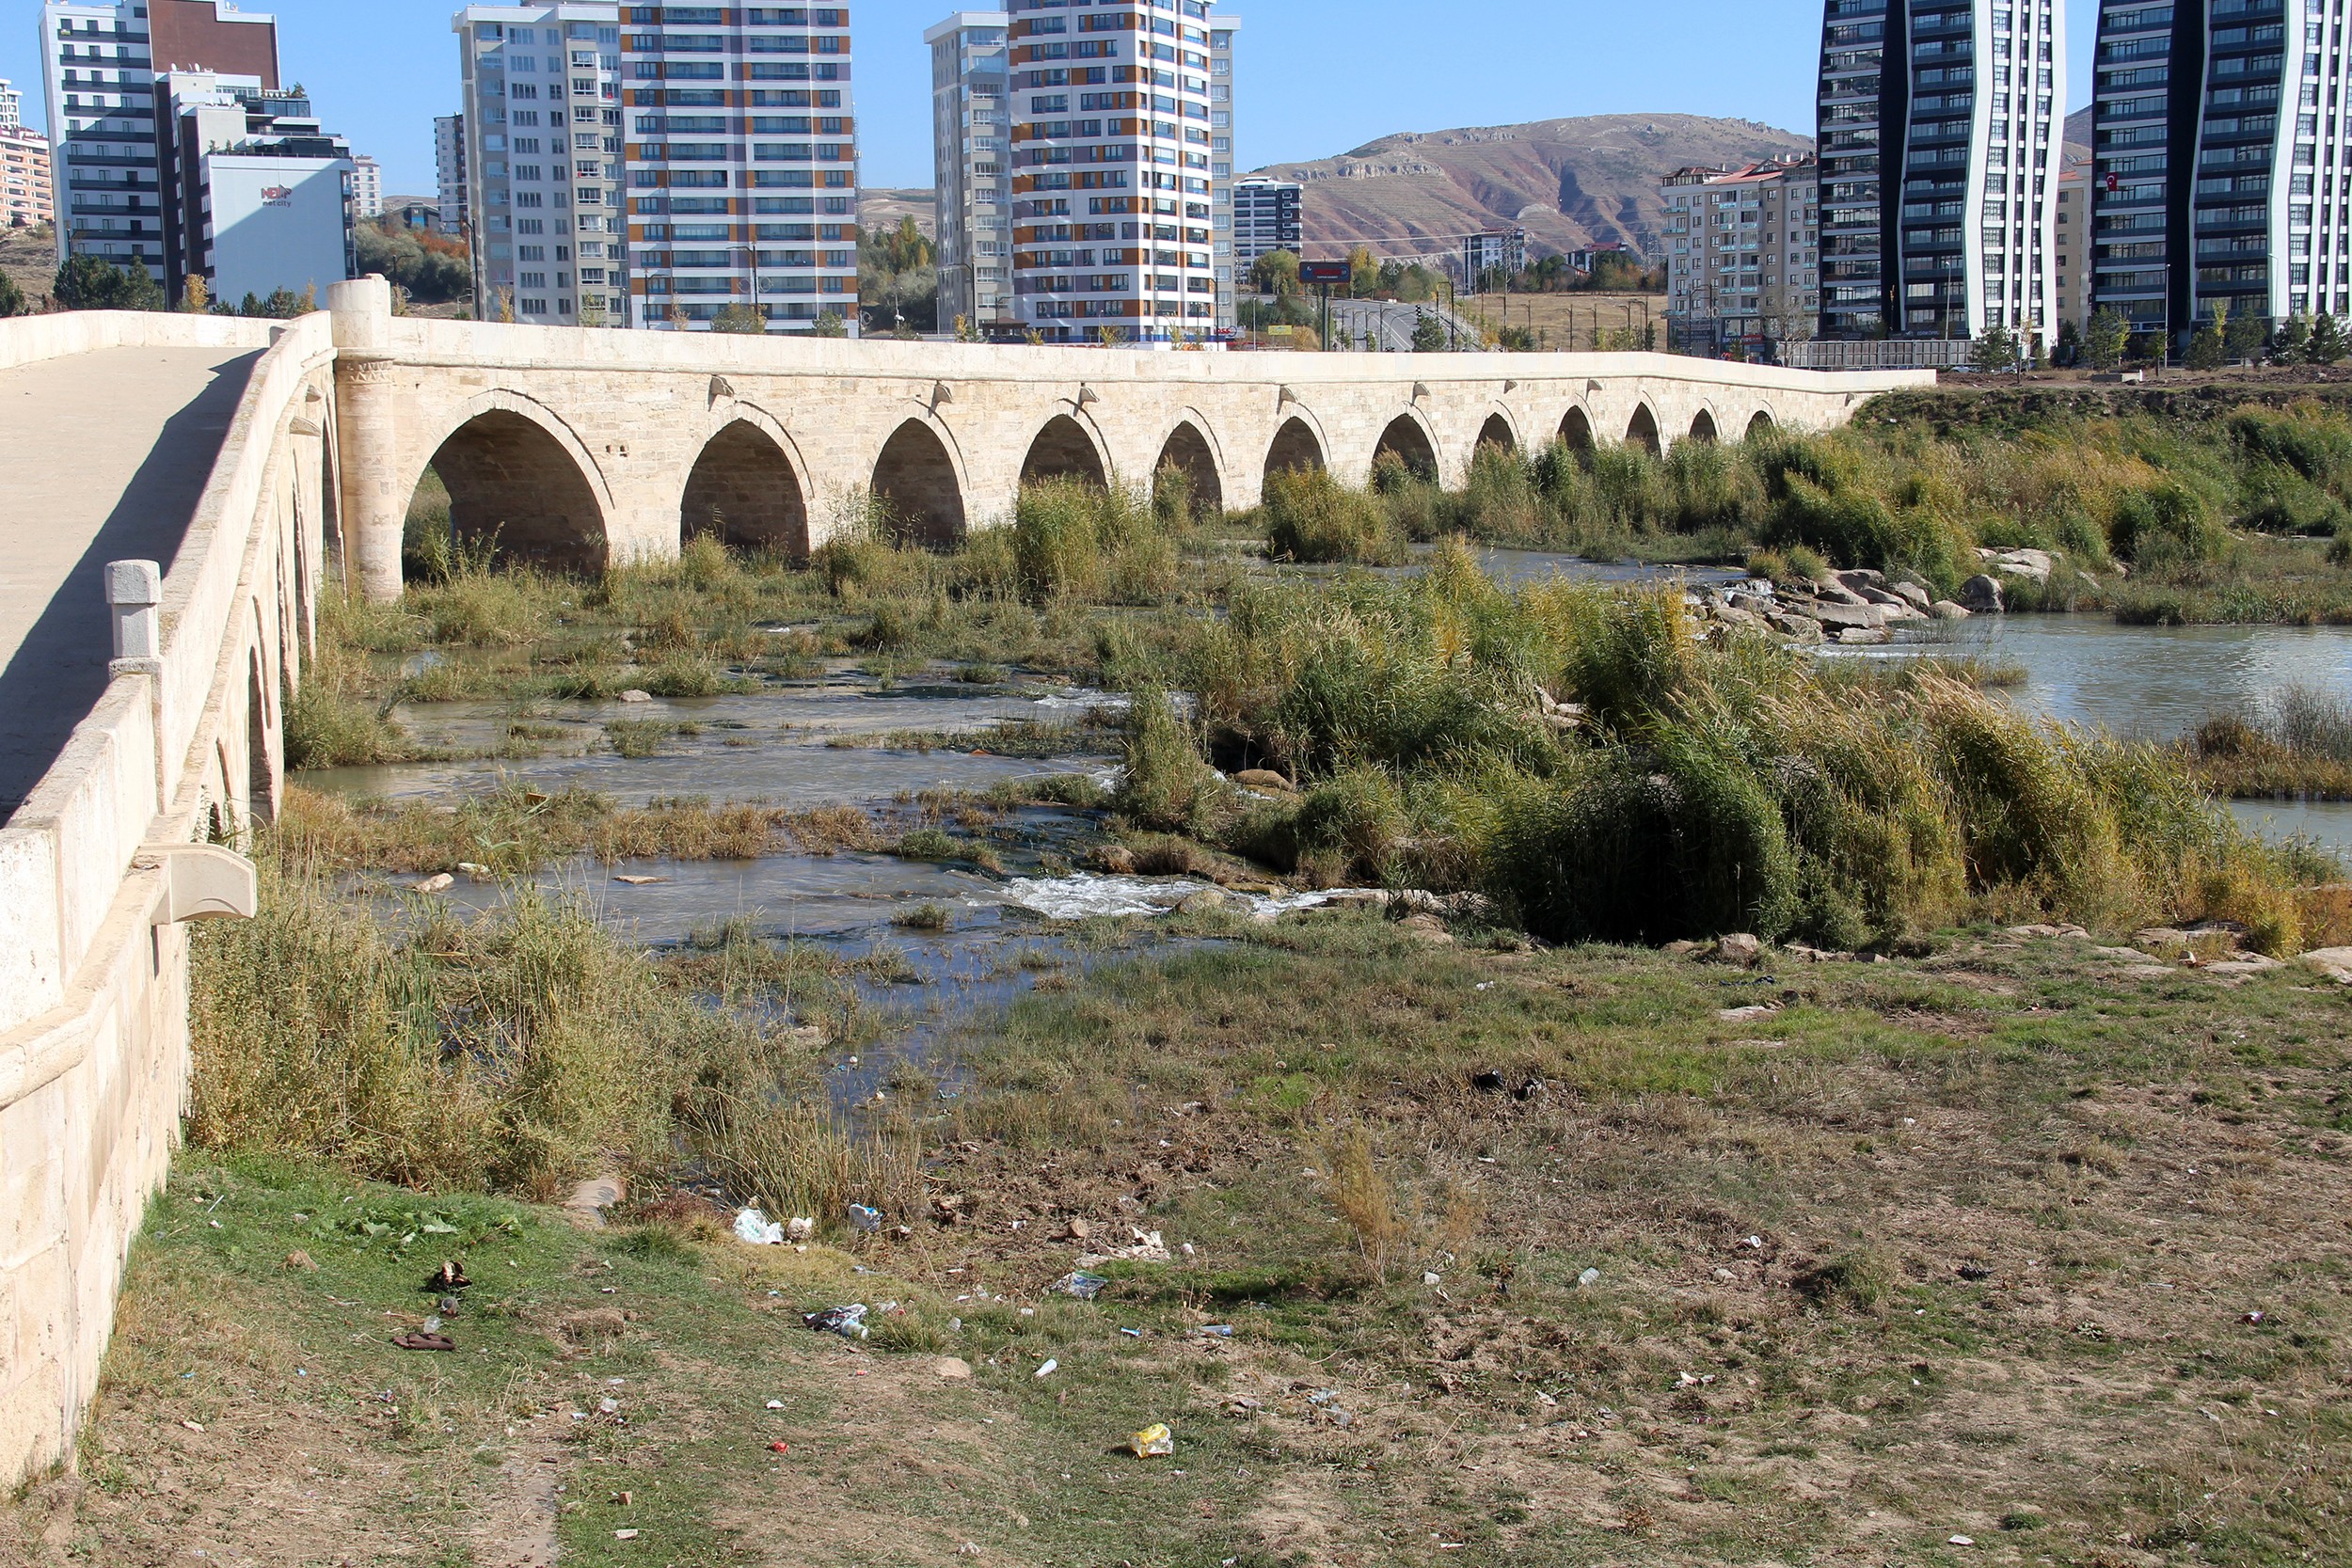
[
  {"left": 1128, "top": 1423, "right": 1175, "bottom": 1457},
  {"left": 734, "top": 1208, "right": 785, "bottom": 1245},
  {"left": 1053, "top": 1271, "right": 1108, "bottom": 1300}
]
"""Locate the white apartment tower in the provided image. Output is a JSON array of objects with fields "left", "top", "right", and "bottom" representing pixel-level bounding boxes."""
[
  {"left": 42, "top": 0, "right": 286, "bottom": 281},
  {"left": 436, "top": 112, "right": 469, "bottom": 232},
  {"left": 1207, "top": 14, "right": 1237, "bottom": 326},
  {"left": 930, "top": 11, "right": 1012, "bottom": 332},
  {"left": 620, "top": 4, "right": 861, "bottom": 334},
  {"left": 0, "top": 78, "right": 23, "bottom": 131},
  {"left": 1008, "top": 0, "right": 1233, "bottom": 342},
  {"left": 350, "top": 151, "right": 384, "bottom": 217},
  {"left": 1816, "top": 0, "right": 2067, "bottom": 342},
  {"left": 1231, "top": 174, "right": 1299, "bottom": 266},
  {"left": 453, "top": 4, "right": 626, "bottom": 328}
]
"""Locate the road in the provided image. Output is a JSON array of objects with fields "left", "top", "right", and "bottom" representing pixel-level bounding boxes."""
[
  {"left": 0, "top": 342, "right": 262, "bottom": 820},
  {"left": 1324, "top": 298, "right": 1488, "bottom": 354}
]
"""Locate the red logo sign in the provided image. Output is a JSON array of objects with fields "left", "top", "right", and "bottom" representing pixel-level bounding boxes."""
[{"left": 2105, "top": 172, "right": 2120, "bottom": 193}]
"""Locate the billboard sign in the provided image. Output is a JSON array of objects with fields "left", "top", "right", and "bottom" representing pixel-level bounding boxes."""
[{"left": 1298, "top": 260, "right": 1351, "bottom": 285}]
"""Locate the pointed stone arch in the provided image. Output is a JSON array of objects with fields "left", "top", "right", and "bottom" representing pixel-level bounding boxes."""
[
  {"left": 1559, "top": 405, "right": 1596, "bottom": 452},
  {"left": 1372, "top": 412, "right": 1438, "bottom": 481},
  {"left": 1624, "top": 404, "right": 1661, "bottom": 457},
  {"left": 1020, "top": 411, "right": 1111, "bottom": 487},
  {"left": 872, "top": 418, "right": 968, "bottom": 547},
  {"left": 410, "top": 394, "right": 613, "bottom": 575},
  {"left": 682, "top": 417, "right": 810, "bottom": 559},
  {"left": 1154, "top": 419, "right": 1225, "bottom": 516},
  {"left": 1746, "top": 408, "right": 1776, "bottom": 439},
  {"left": 1263, "top": 416, "right": 1327, "bottom": 481},
  {"left": 1688, "top": 408, "right": 1719, "bottom": 445},
  {"left": 1476, "top": 411, "right": 1518, "bottom": 452}
]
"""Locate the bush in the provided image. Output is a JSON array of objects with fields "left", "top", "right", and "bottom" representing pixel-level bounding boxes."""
[
  {"left": 1264, "top": 468, "right": 1406, "bottom": 564},
  {"left": 1116, "top": 689, "right": 1225, "bottom": 835},
  {"left": 2110, "top": 480, "right": 2228, "bottom": 570}
]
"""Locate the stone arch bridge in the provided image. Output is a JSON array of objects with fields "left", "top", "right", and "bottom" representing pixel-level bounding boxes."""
[
  {"left": 332, "top": 277, "right": 1931, "bottom": 597},
  {"left": 0, "top": 278, "right": 1927, "bottom": 1483}
]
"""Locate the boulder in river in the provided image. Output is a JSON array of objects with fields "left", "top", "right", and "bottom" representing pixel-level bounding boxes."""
[{"left": 1958, "top": 575, "right": 2006, "bottom": 613}]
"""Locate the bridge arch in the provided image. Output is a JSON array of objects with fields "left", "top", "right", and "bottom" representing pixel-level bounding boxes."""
[
  {"left": 1559, "top": 404, "right": 1596, "bottom": 452},
  {"left": 1153, "top": 416, "right": 1225, "bottom": 516},
  {"left": 1372, "top": 410, "right": 1440, "bottom": 482},
  {"left": 1475, "top": 409, "right": 1518, "bottom": 452},
  {"left": 1020, "top": 410, "right": 1111, "bottom": 487},
  {"left": 1746, "top": 407, "right": 1776, "bottom": 439},
  {"left": 1263, "top": 414, "right": 1327, "bottom": 482},
  {"left": 1687, "top": 407, "right": 1720, "bottom": 445},
  {"left": 1624, "top": 403, "right": 1662, "bottom": 457},
  {"left": 682, "top": 410, "right": 811, "bottom": 559},
  {"left": 871, "top": 415, "right": 969, "bottom": 548},
  {"left": 406, "top": 390, "right": 614, "bottom": 576}
]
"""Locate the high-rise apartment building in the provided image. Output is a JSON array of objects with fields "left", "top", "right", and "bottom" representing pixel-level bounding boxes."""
[
  {"left": 1, "top": 129, "right": 54, "bottom": 229},
  {"left": 1663, "top": 156, "right": 1822, "bottom": 354},
  {"left": 1007, "top": 0, "right": 1232, "bottom": 342},
  {"left": 437, "top": 112, "right": 469, "bottom": 232},
  {"left": 2054, "top": 161, "right": 2089, "bottom": 330},
  {"left": 2091, "top": 0, "right": 2352, "bottom": 341},
  {"left": 1231, "top": 173, "right": 1298, "bottom": 266},
  {"left": 1816, "top": 0, "right": 2067, "bottom": 343},
  {"left": 620, "top": 4, "right": 862, "bottom": 333},
  {"left": 453, "top": 4, "right": 626, "bottom": 328},
  {"left": 350, "top": 151, "right": 384, "bottom": 217},
  {"left": 930, "top": 10, "right": 1012, "bottom": 332},
  {"left": 37, "top": 4, "right": 349, "bottom": 296},
  {"left": 0, "top": 78, "right": 23, "bottom": 131},
  {"left": 1207, "top": 14, "right": 1237, "bottom": 327}
]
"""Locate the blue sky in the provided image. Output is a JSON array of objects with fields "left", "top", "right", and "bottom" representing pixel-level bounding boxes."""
[{"left": 2, "top": 0, "right": 2104, "bottom": 196}]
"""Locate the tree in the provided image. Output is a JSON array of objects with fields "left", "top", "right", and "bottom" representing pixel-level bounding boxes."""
[
  {"left": 53, "top": 255, "right": 165, "bottom": 311},
  {"left": 2223, "top": 307, "right": 2268, "bottom": 363},
  {"left": 1347, "top": 245, "right": 1376, "bottom": 299},
  {"left": 709, "top": 302, "right": 767, "bottom": 334},
  {"left": 2311, "top": 313, "right": 2347, "bottom": 365},
  {"left": 1249, "top": 248, "right": 1300, "bottom": 297},
  {"left": 2273, "top": 313, "right": 2312, "bottom": 364},
  {"left": 1967, "top": 323, "right": 2019, "bottom": 373},
  {"left": 2086, "top": 308, "right": 2130, "bottom": 371},
  {"left": 181, "top": 275, "right": 209, "bottom": 313},
  {"left": 2185, "top": 301, "right": 2226, "bottom": 370},
  {"left": 812, "top": 309, "right": 848, "bottom": 339},
  {"left": 0, "top": 269, "right": 24, "bottom": 319},
  {"left": 1411, "top": 311, "right": 1447, "bottom": 353},
  {"left": 2054, "top": 317, "right": 2082, "bottom": 368}
]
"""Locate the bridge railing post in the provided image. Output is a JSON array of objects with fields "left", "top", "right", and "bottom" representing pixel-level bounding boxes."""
[{"left": 106, "top": 559, "right": 163, "bottom": 663}]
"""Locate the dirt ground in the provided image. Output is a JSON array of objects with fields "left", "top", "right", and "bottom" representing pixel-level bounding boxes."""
[{"left": 5, "top": 924, "right": 2349, "bottom": 1567}]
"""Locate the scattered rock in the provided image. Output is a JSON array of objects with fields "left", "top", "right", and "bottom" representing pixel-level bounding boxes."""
[
  {"left": 1716, "top": 1003, "right": 1779, "bottom": 1022},
  {"left": 1232, "top": 768, "right": 1295, "bottom": 793},
  {"left": 2204, "top": 954, "right": 2283, "bottom": 977},
  {"left": 1092, "top": 845, "right": 1137, "bottom": 875},
  {"left": 1708, "top": 933, "right": 1763, "bottom": 967},
  {"left": 1397, "top": 912, "right": 1454, "bottom": 944},
  {"left": 1177, "top": 886, "right": 1234, "bottom": 915},
  {"left": 1958, "top": 575, "right": 2005, "bottom": 613},
  {"left": 1889, "top": 581, "right": 1932, "bottom": 612},
  {"left": 617, "top": 689, "right": 655, "bottom": 704},
  {"left": 2298, "top": 946, "right": 2352, "bottom": 983},
  {"left": 2093, "top": 946, "right": 2155, "bottom": 961},
  {"left": 1808, "top": 599, "right": 1884, "bottom": 632},
  {"left": 282, "top": 1250, "right": 317, "bottom": 1272},
  {"left": 1929, "top": 599, "right": 1972, "bottom": 621},
  {"left": 1836, "top": 626, "right": 1890, "bottom": 646},
  {"left": 414, "top": 873, "right": 455, "bottom": 895},
  {"left": 935, "top": 1357, "right": 973, "bottom": 1379}
]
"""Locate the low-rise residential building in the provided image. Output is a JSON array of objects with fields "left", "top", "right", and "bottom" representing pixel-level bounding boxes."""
[
  {"left": 1662, "top": 155, "right": 1820, "bottom": 356},
  {"left": 929, "top": 10, "right": 1013, "bottom": 331},
  {"left": 157, "top": 71, "right": 355, "bottom": 303}
]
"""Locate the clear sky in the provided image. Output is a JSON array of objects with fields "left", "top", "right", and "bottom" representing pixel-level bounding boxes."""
[{"left": 1, "top": 0, "right": 2104, "bottom": 197}]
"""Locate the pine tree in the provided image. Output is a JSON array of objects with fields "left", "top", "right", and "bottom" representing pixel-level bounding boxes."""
[{"left": 2311, "top": 313, "right": 2346, "bottom": 364}]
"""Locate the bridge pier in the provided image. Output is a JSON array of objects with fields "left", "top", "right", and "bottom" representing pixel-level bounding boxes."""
[{"left": 327, "top": 278, "right": 405, "bottom": 603}]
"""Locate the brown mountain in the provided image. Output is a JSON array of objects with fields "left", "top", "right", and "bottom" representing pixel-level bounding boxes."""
[{"left": 1249, "top": 113, "right": 1814, "bottom": 265}]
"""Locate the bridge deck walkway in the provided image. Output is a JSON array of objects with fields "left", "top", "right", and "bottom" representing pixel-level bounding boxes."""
[{"left": 0, "top": 343, "right": 262, "bottom": 824}]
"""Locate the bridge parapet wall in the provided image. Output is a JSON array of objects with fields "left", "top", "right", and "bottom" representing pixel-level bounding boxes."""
[{"left": 0, "top": 311, "right": 331, "bottom": 1485}]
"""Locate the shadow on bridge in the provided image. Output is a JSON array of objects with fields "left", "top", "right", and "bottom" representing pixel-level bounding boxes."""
[{"left": 0, "top": 350, "right": 262, "bottom": 823}]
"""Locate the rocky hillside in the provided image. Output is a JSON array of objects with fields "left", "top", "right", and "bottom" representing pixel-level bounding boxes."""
[
  {"left": 1, "top": 223, "right": 56, "bottom": 308},
  {"left": 1251, "top": 113, "right": 1813, "bottom": 265}
]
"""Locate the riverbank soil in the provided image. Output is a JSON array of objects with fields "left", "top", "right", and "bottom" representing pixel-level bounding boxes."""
[{"left": 6, "top": 923, "right": 2347, "bottom": 1568}]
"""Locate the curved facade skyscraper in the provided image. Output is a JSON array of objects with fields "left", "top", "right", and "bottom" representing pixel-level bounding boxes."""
[{"left": 1818, "top": 0, "right": 2067, "bottom": 344}]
